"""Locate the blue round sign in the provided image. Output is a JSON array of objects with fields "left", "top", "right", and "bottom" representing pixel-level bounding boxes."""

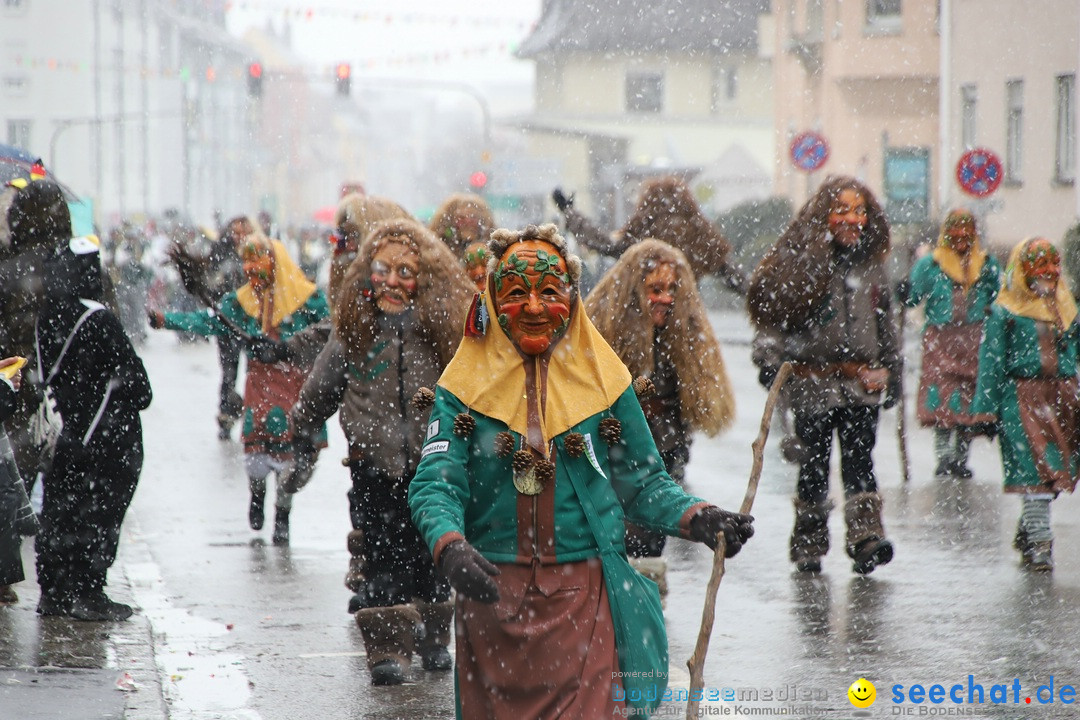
[
  {"left": 790, "top": 132, "right": 829, "bottom": 172},
  {"left": 955, "top": 148, "right": 1003, "bottom": 198}
]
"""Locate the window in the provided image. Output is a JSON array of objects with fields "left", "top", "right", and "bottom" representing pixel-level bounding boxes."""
[
  {"left": 626, "top": 71, "right": 664, "bottom": 114},
  {"left": 2, "top": 0, "right": 27, "bottom": 14},
  {"left": 960, "top": 84, "right": 977, "bottom": 149},
  {"left": 1005, "top": 79, "right": 1024, "bottom": 183},
  {"left": 711, "top": 66, "right": 738, "bottom": 113},
  {"left": 7, "top": 120, "right": 31, "bottom": 149},
  {"left": 866, "top": 0, "right": 901, "bottom": 33},
  {"left": 1055, "top": 74, "right": 1075, "bottom": 184},
  {"left": 806, "top": 0, "right": 824, "bottom": 41},
  {"left": 2, "top": 75, "right": 28, "bottom": 97}
]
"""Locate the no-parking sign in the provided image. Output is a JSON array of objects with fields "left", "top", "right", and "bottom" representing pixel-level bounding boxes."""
[
  {"left": 790, "top": 132, "right": 829, "bottom": 172},
  {"left": 955, "top": 148, "right": 1003, "bottom": 198}
]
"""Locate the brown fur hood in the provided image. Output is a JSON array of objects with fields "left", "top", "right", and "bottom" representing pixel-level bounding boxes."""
[{"left": 747, "top": 175, "right": 890, "bottom": 332}]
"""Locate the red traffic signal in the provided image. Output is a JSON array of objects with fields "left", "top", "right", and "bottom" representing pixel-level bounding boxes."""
[
  {"left": 335, "top": 63, "right": 351, "bottom": 96},
  {"left": 469, "top": 171, "right": 488, "bottom": 189},
  {"left": 247, "top": 62, "right": 263, "bottom": 97}
]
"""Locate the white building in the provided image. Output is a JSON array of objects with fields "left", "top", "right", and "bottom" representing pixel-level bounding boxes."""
[{"left": 1, "top": 0, "right": 258, "bottom": 228}]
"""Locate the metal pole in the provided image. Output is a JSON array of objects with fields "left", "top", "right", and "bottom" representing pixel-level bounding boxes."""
[{"left": 938, "top": 0, "right": 952, "bottom": 216}]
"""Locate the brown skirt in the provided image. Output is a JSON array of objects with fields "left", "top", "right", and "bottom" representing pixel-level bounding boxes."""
[
  {"left": 917, "top": 323, "right": 982, "bottom": 428},
  {"left": 455, "top": 558, "right": 624, "bottom": 719},
  {"left": 1012, "top": 377, "right": 1080, "bottom": 494}
]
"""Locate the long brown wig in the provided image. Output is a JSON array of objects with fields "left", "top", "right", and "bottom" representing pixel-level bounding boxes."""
[
  {"left": 329, "top": 194, "right": 411, "bottom": 310},
  {"left": 747, "top": 175, "right": 890, "bottom": 332},
  {"left": 334, "top": 218, "right": 474, "bottom": 366},
  {"left": 429, "top": 193, "right": 495, "bottom": 257},
  {"left": 585, "top": 239, "right": 735, "bottom": 436},
  {"left": 619, "top": 176, "right": 733, "bottom": 275}
]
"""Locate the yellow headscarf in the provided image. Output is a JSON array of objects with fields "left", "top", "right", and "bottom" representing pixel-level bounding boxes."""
[
  {"left": 932, "top": 209, "right": 986, "bottom": 293},
  {"left": 996, "top": 237, "right": 1077, "bottom": 330},
  {"left": 235, "top": 239, "right": 318, "bottom": 333},
  {"left": 438, "top": 290, "right": 631, "bottom": 453}
]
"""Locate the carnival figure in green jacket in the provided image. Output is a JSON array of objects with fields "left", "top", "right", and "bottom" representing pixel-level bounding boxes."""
[
  {"left": 972, "top": 237, "right": 1080, "bottom": 571},
  {"left": 408, "top": 223, "right": 754, "bottom": 719},
  {"left": 900, "top": 209, "right": 1001, "bottom": 478}
]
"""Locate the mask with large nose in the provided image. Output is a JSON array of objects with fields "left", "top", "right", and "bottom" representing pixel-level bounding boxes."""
[{"left": 492, "top": 239, "right": 573, "bottom": 355}]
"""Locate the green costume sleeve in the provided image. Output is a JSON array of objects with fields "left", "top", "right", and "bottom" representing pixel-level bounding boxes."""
[
  {"left": 408, "top": 388, "right": 472, "bottom": 554},
  {"left": 904, "top": 255, "right": 934, "bottom": 308},
  {"left": 605, "top": 387, "right": 706, "bottom": 536},
  {"left": 971, "top": 305, "right": 1007, "bottom": 417},
  {"left": 162, "top": 308, "right": 227, "bottom": 336}
]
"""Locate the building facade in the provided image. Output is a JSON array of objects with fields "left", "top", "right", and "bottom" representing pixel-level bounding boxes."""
[
  {"left": 1, "top": 0, "right": 258, "bottom": 228},
  {"left": 515, "top": 0, "right": 774, "bottom": 225},
  {"left": 772, "top": 0, "right": 941, "bottom": 226},
  {"left": 945, "top": 0, "right": 1078, "bottom": 249}
]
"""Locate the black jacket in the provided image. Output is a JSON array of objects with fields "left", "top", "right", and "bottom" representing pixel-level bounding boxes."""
[{"left": 36, "top": 252, "right": 151, "bottom": 449}]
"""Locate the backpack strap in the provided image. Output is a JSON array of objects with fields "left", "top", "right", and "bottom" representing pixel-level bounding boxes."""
[{"left": 35, "top": 304, "right": 103, "bottom": 386}]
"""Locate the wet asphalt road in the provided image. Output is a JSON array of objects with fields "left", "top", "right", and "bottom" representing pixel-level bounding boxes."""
[{"left": 5, "top": 309, "right": 1080, "bottom": 719}]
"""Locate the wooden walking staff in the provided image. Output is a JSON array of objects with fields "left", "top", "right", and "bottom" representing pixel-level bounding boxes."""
[
  {"left": 896, "top": 307, "right": 911, "bottom": 484},
  {"left": 685, "top": 361, "right": 793, "bottom": 718}
]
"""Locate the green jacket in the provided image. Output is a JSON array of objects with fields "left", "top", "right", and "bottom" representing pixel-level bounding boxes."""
[
  {"left": 163, "top": 291, "right": 329, "bottom": 349},
  {"left": 903, "top": 254, "right": 1000, "bottom": 327},
  {"left": 408, "top": 385, "right": 707, "bottom": 566},
  {"left": 972, "top": 306, "right": 1080, "bottom": 490}
]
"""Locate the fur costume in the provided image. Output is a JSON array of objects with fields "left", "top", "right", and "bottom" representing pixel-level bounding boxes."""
[
  {"left": 748, "top": 175, "right": 890, "bottom": 332},
  {"left": 429, "top": 193, "right": 495, "bottom": 257},
  {"left": 329, "top": 194, "right": 410, "bottom": 311},
  {"left": 563, "top": 175, "right": 740, "bottom": 284},
  {"left": 585, "top": 238, "right": 734, "bottom": 437},
  {"left": 334, "top": 218, "right": 474, "bottom": 368}
]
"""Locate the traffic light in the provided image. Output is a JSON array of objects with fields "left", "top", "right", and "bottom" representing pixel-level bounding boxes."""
[
  {"left": 335, "top": 63, "right": 351, "bottom": 96},
  {"left": 469, "top": 171, "right": 488, "bottom": 190},
  {"left": 247, "top": 62, "right": 263, "bottom": 98}
]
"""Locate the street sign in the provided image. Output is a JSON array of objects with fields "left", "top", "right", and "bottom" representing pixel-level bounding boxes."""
[
  {"left": 955, "top": 148, "right": 1003, "bottom": 198},
  {"left": 790, "top": 131, "right": 829, "bottom": 172}
]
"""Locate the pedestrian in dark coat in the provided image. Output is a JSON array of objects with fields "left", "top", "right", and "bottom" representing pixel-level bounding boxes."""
[
  {"left": 0, "top": 356, "right": 38, "bottom": 605},
  {"left": 169, "top": 216, "right": 247, "bottom": 439},
  {"left": 34, "top": 235, "right": 152, "bottom": 621}
]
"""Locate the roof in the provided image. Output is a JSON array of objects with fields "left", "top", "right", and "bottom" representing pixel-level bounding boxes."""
[{"left": 516, "top": 0, "right": 771, "bottom": 58}]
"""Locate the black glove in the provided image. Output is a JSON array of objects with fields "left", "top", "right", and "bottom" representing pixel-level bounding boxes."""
[
  {"left": 895, "top": 279, "right": 912, "bottom": 304},
  {"left": 552, "top": 187, "right": 574, "bottom": 213},
  {"left": 249, "top": 337, "right": 292, "bottom": 364},
  {"left": 689, "top": 506, "right": 755, "bottom": 558},
  {"left": 281, "top": 437, "right": 317, "bottom": 494},
  {"left": 883, "top": 376, "right": 901, "bottom": 410},
  {"left": 757, "top": 365, "right": 778, "bottom": 389},
  {"left": 971, "top": 421, "right": 999, "bottom": 439},
  {"left": 439, "top": 540, "right": 500, "bottom": 603}
]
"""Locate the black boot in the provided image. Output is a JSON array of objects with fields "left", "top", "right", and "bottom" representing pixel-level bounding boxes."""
[
  {"left": 272, "top": 507, "right": 290, "bottom": 546},
  {"left": 249, "top": 489, "right": 266, "bottom": 530},
  {"left": 69, "top": 591, "right": 133, "bottom": 622}
]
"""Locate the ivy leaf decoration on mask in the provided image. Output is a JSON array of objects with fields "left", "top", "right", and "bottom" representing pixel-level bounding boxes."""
[
  {"left": 534, "top": 249, "right": 570, "bottom": 285},
  {"left": 493, "top": 252, "right": 531, "bottom": 292}
]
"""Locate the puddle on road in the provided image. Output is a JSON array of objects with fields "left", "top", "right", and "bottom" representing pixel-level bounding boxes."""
[{"left": 125, "top": 560, "right": 259, "bottom": 720}]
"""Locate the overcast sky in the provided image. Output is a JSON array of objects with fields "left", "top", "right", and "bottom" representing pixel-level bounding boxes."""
[{"left": 225, "top": 0, "right": 543, "bottom": 87}]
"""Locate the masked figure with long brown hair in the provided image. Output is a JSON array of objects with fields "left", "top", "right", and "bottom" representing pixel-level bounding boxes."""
[
  {"left": 899, "top": 209, "right": 1001, "bottom": 477},
  {"left": 585, "top": 239, "right": 735, "bottom": 591},
  {"left": 749, "top": 176, "right": 900, "bottom": 576},
  {"left": 150, "top": 217, "right": 329, "bottom": 545},
  {"left": 553, "top": 175, "right": 746, "bottom": 292},
  {"left": 290, "top": 218, "right": 474, "bottom": 685},
  {"left": 429, "top": 192, "right": 495, "bottom": 258},
  {"left": 972, "top": 237, "right": 1080, "bottom": 571},
  {"left": 409, "top": 223, "right": 753, "bottom": 719}
]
